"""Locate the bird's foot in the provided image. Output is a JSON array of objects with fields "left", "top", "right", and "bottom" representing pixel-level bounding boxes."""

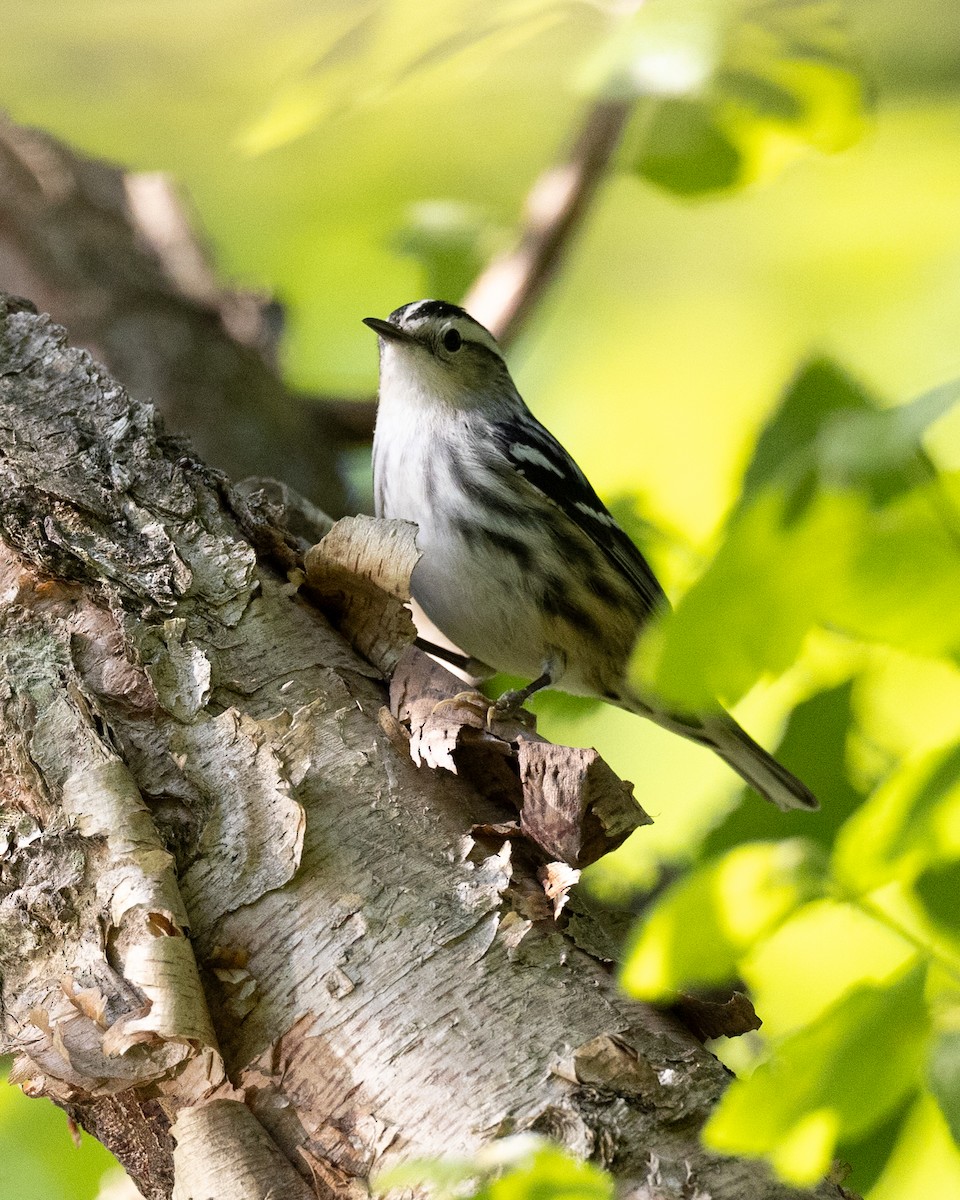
[
  {"left": 489, "top": 688, "right": 527, "bottom": 721},
  {"left": 430, "top": 690, "right": 490, "bottom": 722},
  {"left": 486, "top": 689, "right": 536, "bottom": 731},
  {"left": 430, "top": 688, "right": 536, "bottom": 732}
]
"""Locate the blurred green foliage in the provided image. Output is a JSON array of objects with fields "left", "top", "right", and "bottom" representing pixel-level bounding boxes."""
[
  {"left": 583, "top": 0, "right": 864, "bottom": 195},
  {"left": 2, "top": 0, "right": 960, "bottom": 1197},
  {"left": 620, "top": 358, "right": 960, "bottom": 1190},
  {"left": 0, "top": 1060, "right": 121, "bottom": 1200},
  {"left": 374, "top": 1137, "right": 614, "bottom": 1200}
]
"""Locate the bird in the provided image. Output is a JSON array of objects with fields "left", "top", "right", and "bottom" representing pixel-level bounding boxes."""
[{"left": 363, "top": 300, "right": 818, "bottom": 812}]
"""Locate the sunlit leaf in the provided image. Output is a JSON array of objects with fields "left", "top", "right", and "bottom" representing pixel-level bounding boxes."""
[
  {"left": 825, "top": 479, "right": 960, "bottom": 656},
  {"left": 868, "top": 1094, "right": 960, "bottom": 1200},
  {"left": 373, "top": 1154, "right": 478, "bottom": 1195},
  {"left": 483, "top": 1145, "right": 614, "bottom": 1200},
  {"left": 833, "top": 742, "right": 960, "bottom": 894},
  {"left": 583, "top": 0, "right": 866, "bottom": 196},
  {"left": 704, "top": 965, "right": 929, "bottom": 1185},
  {"left": 633, "top": 487, "right": 858, "bottom": 711},
  {"left": 741, "top": 899, "right": 917, "bottom": 1038},
  {"left": 633, "top": 359, "right": 960, "bottom": 711},
  {"left": 620, "top": 840, "right": 827, "bottom": 999}
]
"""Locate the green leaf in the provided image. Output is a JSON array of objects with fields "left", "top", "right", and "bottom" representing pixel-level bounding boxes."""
[
  {"left": 620, "top": 840, "right": 827, "bottom": 999},
  {"left": 372, "top": 1154, "right": 479, "bottom": 1196},
  {"left": 825, "top": 480, "right": 960, "bottom": 656},
  {"left": 739, "top": 358, "right": 877, "bottom": 514},
  {"left": 813, "top": 379, "right": 960, "bottom": 503},
  {"left": 583, "top": 0, "right": 866, "bottom": 197},
  {"left": 704, "top": 966, "right": 930, "bottom": 1185},
  {"left": 915, "top": 860, "right": 960, "bottom": 942},
  {"left": 393, "top": 200, "right": 491, "bottom": 303},
  {"left": 702, "top": 680, "right": 867, "bottom": 858},
  {"left": 740, "top": 360, "right": 960, "bottom": 514},
  {"left": 865, "top": 1094, "right": 960, "bottom": 1200},
  {"left": 0, "top": 1063, "right": 120, "bottom": 1200},
  {"left": 632, "top": 358, "right": 960, "bottom": 712},
  {"left": 716, "top": 68, "right": 806, "bottom": 121},
  {"left": 373, "top": 1142, "right": 614, "bottom": 1200},
  {"left": 834, "top": 1095, "right": 915, "bottom": 1197},
  {"left": 235, "top": 2, "right": 570, "bottom": 155},
  {"left": 635, "top": 99, "right": 742, "bottom": 195},
  {"left": 929, "top": 1030, "right": 960, "bottom": 1147},
  {"left": 633, "top": 486, "right": 857, "bottom": 711},
  {"left": 484, "top": 1146, "right": 614, "bottom": 1200},
  {"left": 833, "top": 742, "right": 960, "bottom": 894},
  {"left": 742, "top": 900, "right": 917, "bottom": 1041}
]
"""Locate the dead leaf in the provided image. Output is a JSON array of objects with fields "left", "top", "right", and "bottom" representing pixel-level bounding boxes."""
[{"left": 671, "top": 991, "right": 762, "bottom": 1042}]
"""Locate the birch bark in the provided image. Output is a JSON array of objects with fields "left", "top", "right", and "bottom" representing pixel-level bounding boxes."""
[{"left": 0, "top": 296, "right": 852, "bottom": 1200}]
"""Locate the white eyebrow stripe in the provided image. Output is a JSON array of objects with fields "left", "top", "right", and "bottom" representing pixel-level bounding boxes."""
[
  {"left": 509, "top": 443, "right": 565, "bottom": 474},
  {"left": 574, "top": 499, "right": 618, "bottom": 526}
]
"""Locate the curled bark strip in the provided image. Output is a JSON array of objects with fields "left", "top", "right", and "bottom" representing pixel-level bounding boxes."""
[
  {"left": 305, "top": 515, "right": 420, "bottom": 675},
  {"left": 672, "top": 991, "right": 763, "bottom": 1043},
  {"left": 518, "top": 741, "right": 652, "bottom": 868},
  {"left": 387, "top": 646, "right": 650, "bottom": 869},
  {"left": 170, "top": 1100, "right": 318, "bottom": 1200}
]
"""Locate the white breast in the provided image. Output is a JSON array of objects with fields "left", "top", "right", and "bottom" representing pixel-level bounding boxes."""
[{"left": 373, "top": 390, "right": 549, "bottom": 680}]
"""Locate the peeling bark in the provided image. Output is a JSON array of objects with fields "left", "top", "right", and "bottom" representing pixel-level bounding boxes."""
[{"left": 0, "top": 295, "right": 852, "bottom": 1200}]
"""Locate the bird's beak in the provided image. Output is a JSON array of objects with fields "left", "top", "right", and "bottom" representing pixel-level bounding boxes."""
[{"left": 362, "top": 317, "right": 417, "bottom": 344}]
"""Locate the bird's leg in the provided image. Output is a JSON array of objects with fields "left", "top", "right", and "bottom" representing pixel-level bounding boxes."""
[
  {"left": 489, "top": 652, "right": 565, "bottom": 724},
  {"left": 429, "top": 654, "right": 563, "bottom": 729},
  {"left": 414, "top": 637, "right": 494, "bottom": 680},
  {"left": 419, "top": 639, "right": 497, "bottom": 721}
]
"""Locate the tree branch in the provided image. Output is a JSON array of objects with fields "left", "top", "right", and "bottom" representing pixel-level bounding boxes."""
[
  {"left": 0, "top": 115, "right": 348, "bottom": 514},
  {"left": 0, "top": 294, "right": 851, "bottom": 1200},
  {"left": 463, "top": 99, "right": 633, "bottom": 345},
  {"left": 0, "top": 93, "right": 632, "bottom": 463}
]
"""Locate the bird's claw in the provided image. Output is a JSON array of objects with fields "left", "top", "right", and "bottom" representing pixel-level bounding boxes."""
[
  {"left": 430, "top": 689, "right": 535, "bottom": 732},
  {"left": 430, "top": 690, "right": 490, "bottom": 722},
  {"left": 487, "top": 690, "right": 536, "bottom": 731}
]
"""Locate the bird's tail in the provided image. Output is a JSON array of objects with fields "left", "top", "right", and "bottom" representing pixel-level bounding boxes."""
[{"left": 641, "top": 705, "right": 819, "bottom": 812}]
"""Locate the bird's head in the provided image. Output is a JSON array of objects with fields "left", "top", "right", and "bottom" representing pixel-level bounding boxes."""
[{"left": 363, "top": 300, "right": 515, "bottom": 412}]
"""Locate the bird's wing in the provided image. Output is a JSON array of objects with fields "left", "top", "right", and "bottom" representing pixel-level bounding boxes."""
[{"left": 490, "top": 416, "right": 668, "bottom": 615}]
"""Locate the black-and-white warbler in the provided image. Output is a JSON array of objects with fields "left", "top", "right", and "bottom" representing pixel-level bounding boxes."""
[{"left": 364, "top": 300, "right": 818, "bottom": 812}]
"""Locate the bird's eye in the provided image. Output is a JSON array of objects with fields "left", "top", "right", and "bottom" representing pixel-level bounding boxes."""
[{"left": 442, "top": 328, "right": 463, "bottom": 352}]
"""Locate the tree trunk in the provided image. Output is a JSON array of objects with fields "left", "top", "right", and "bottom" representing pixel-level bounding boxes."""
[
  {"left": 0, "top": 294, "right": 850, "bottom": 1200},
  {"left": 0, "top": 114, "right": 351, "bottom": 515}
]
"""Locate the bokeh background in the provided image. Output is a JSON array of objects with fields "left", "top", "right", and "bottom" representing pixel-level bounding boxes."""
[{"left": 2, "top": 1, "right": 960, "bottom": 1196}]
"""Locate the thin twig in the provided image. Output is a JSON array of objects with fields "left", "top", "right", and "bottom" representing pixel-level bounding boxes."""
[
  {"left": 463, "top": 98, "right": 633, "bottom": 347},
  {"left": 321, "top": 95, "right": 635, "bottom": 441}
]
